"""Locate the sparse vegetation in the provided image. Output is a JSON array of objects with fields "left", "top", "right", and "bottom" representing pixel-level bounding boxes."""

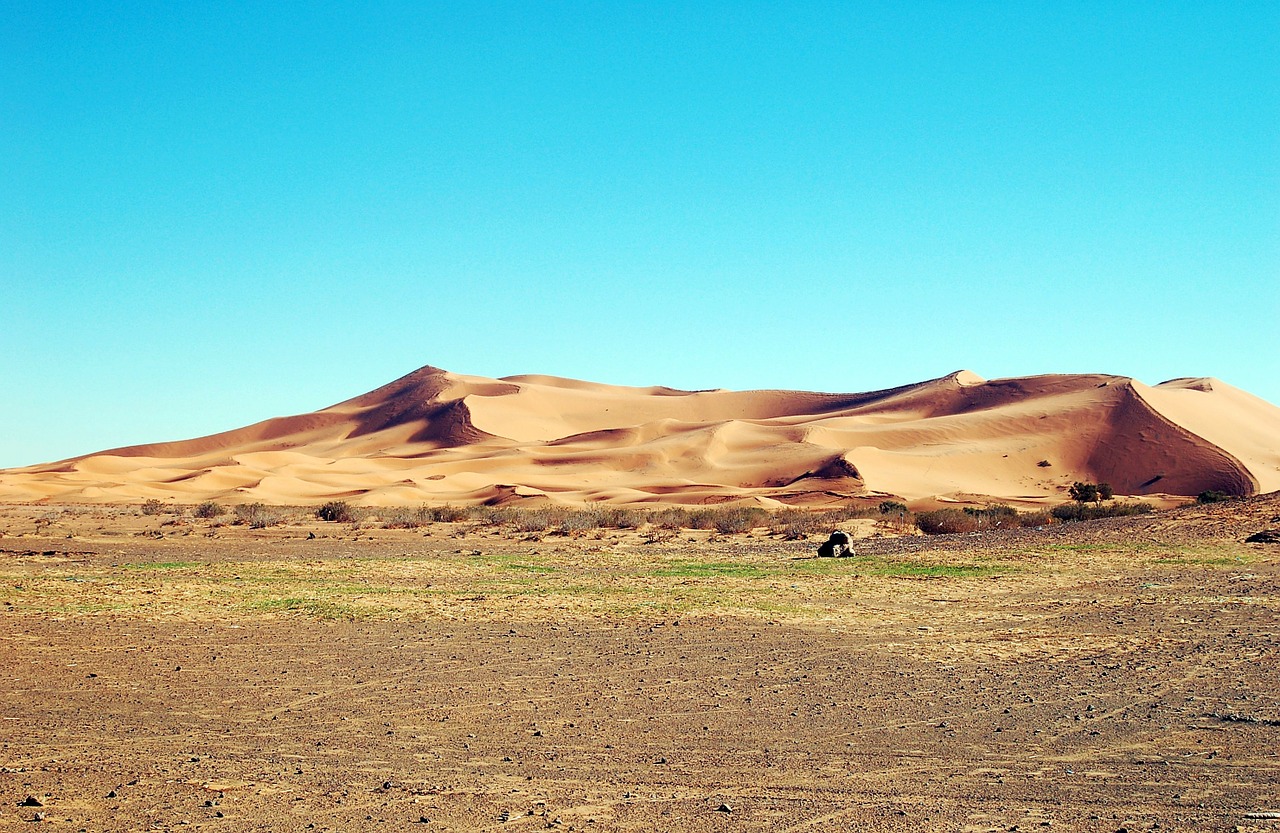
[
  {"left": 234, "top": 503, "right": 283, "bottom": 528},
  {"left": 710, "top": 506, "right": 767, "bottom": 534},
  {"left": 140, "top": 499, "right": 166, "bottom": 516},
  {"left": 317, "top": 500, "right": 360, "bottom": 523},
  {"left": 380, "top": 506, "right": 433, "bottom": 528},
  {"left": 915, "top": 508, "right": 980, "bottom": 535},
  {"left": 1068, "top": 482, "right": 1114, "bottom": 503},
  {"left": 193, "top": 501, "right": 224, "bottom": 519},
  {"left": 1196, "top": 490, "right": 1234, "bottom": 504},
  {"left": 1051, "top": 501, "right": 1153, "bottom": 522}
]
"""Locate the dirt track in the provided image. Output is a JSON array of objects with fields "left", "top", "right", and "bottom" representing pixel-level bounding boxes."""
[{"left": 2, "top": 499, "right": 1278, "bottom": 832}]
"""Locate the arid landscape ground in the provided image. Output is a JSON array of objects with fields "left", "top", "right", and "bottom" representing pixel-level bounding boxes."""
[{"left": 1, "top": 495, "right": 1278, "bottom": 832}]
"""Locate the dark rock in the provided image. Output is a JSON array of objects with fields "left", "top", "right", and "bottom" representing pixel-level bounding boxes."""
[
  {"left": 817, "top": 530, "right": 853, "bottom": 558},
  {"left": 20, "top": 796, "right": 43, "bottom": 807},
  {"left": 1245, "top": 529, "right": 1280, "bottom": 544}
]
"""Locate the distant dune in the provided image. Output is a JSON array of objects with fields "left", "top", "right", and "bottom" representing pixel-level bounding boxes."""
[{"left": 3, "top": 365, "right": 1278, "bottom": 508}]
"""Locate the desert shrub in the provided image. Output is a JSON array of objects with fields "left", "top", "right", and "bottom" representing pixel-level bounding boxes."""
[
  {"left": 382, "top": 506, "right": 432, "bottom": 529},
  {"left": 1068, "top": 482, "right": 1099, "bottom": 503},
  {"left": 556, "top": 510, "right": 599, "bottom": 535},
  {"left": 140, "top": 499, "right": 166, "bottom": 516},
  {"left": 235, "top": 502, "right": 282, "bottom": 529},
  {"left": 473, "top": 505, "right": 516, "bottom": 526},
  {"left": 1196, "top": 490, "right": 1233, "bottom": 504},
  {"left": 712, "top": 506, "right": 767, "bottom": 534},
  {"left": 595, "top": 507, "right": 644, "bottom": 529},
  {"left": 1037, "top": 460, "right": 1052, "bottom": 468},
  {"left": 1068, "top": 482, "right": 1114, "bottom": 503},
  {"left": 651, "top": 507, "right": 693, "bottom": 531},
  {"left": 962, "top": 504, "right": 1020, "bottom": 529},
  {"left": 316, "top": 500, "right": 359, "bottom": 523},
  {"left": 768, "top": 508, "right": 823, "bottom": 539},
  {"left": 915, "top": 509, "right": 979, "bottom": 535},
  {"left": 1017, "top": 510, "right": 1053, "bottom": 527},
  {"left": 430, "top": 504, "right": 470, "bottom": 523},
  {"left": 513, "top": 508, "right": 557, "bottom": 533},
  {"left": 686, "top": 509, "right": 719, "bottom": 530},
  {"left": 1051, "top": 501, "right": 1153, "bottom": 522},
  {"left": 878, "top": 500, "right": 908, "bottom": 515},
  {"left": 193, "top": 501, "right": 223, "bottom": 519}
]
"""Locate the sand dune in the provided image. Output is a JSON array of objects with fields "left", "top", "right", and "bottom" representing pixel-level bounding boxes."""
[{"left": 2, "top": 365, "right": 1277, "bottom": 507}]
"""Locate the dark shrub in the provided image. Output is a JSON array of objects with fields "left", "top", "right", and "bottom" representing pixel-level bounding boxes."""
[
  {"left": 193, "top": 501, "right": 223, "bottom": 519},
  {"left": 878, "top": 500, "right": 908, "bottom": 515},
  {"left": 1068, "top": 482, "right": 1099, "bottom": 503},
  {"left": 316, "top": 501, "right": 358, "bottom": 523},
  {"left": 140, "top": 499, "right": 166, "bottom": 516},
  {"left": 915, "top": 509, "right": 979, "bottom": 535},
  {"left": 1052, "top": 501, "right": 1153, "bottom": 522},
  {"left": 1196, "top": 490, "right": 1233, "bottom": 504}
]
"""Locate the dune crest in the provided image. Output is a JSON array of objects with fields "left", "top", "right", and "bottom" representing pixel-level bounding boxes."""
[{"left": 3, "top": 365, "right": 1277, "bottom": 507}]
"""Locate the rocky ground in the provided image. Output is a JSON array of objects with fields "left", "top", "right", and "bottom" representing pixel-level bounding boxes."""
[{"left": 1, "top": 496, "right": 1278, "bottom": 832}]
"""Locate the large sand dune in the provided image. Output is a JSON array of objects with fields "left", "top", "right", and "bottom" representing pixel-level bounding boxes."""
[{"left": 3, "top": 366, "right": 1278, "bottom": 507}]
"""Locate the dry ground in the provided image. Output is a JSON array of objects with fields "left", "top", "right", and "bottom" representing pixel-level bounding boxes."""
[{"left": 1, "top": 498, "right": 1278, "bottom": 832}]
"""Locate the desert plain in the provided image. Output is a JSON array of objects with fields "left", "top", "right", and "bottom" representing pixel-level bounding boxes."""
[{"left": 1, "top": 494, "right": 1278, "bottom": 833}]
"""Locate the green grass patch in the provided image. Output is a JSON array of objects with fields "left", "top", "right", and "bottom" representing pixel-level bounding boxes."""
[
  {"left": 243, "top": 597, "right": 370, "bottom": 620},
  {"left": 118, "top": 561, "right": 201, "bottom": 570},
  {"left": 650, "top": 562, "right": 771, "bottom": 578}
]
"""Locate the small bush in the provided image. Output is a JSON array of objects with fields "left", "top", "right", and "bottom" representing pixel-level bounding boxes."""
[
  {"left": 915, "top": 509, "right": 979, "bottom": 535},
  {"left": 140, "top": 499, "right": 166, "bottom": 516},
  {"left": 430, "top": 505, "right": 470, "bottom": 523},
  {"left": 651, "top": 507, "right": 693, "bottom": 531},
  {"left": 1196, "top": 490, "right": 1233, "bottom": 504},
  {"left": 712, "top": 506, "right": 767, "bottom": 534},
  {"left": 382, "top": 506, "right": 432, "bottom": 529},
  {"left": 597, "top": 508, "right": 644, "bottom": 529},
  {"left": 193, "top": 501, "right": 223, "bottom": 519},
  {"left": 1037, "top": 460, "right": 1052, "bottom": 468},
  {"left": 473, "top": 505, "right": 516, "bottom": 526},
  {"left": 1017, "top": 510, "right": 1053, "bottom": 527},
  {"left": 317, "top": 500, "right": 363, "bottom": 523},
  {"left": 557, "top": 510, "right": 600, "bottom": 535},
  {"left": 962, "top": 504, "right": 1020, "bottom": 529},
  {"left": 513, "top": 508, "right": 557, "bottom": 533},
  {"left": 686, "top": 509, "right": 719, "bottom": 530},
  {"left": 768, "top": 508, "right": 824, "bottom": 539},
  {"left": 878, "top": 500, "right": 908, "bottom": 515},
  {"left": 235, "top": 503, "right": 282, "bottom": 529},
  {"left": 1051, "top": 501, "right": 1153, "bottom": 522},
  {"left": 1068, "top": 482, "right": 1115, "bottom": 503}
]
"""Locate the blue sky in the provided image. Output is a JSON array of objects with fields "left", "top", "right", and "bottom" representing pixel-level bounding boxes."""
[{"left": 3, "top": 2, "right": 1277, "bottom": 468}]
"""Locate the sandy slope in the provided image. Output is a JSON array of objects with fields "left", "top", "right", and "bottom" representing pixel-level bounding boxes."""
[{"left": 2, "top": 365, "right": 1277, "bottom": 507}]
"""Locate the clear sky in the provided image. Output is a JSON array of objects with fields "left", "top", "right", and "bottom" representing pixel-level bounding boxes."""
[{"left": 3, "top": 2, "right": 1277, "bottom": 468}]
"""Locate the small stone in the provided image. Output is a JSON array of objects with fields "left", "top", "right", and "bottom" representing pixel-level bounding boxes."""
[
  {"left": 716, "top": 803, "right": 733, "bottom": 813},
  {"left": 34, "top": 811, "right": 47, "bottom": 822},
  {"left": 106, "top": 790, "right": 117, "bottom": 798},
  {"left": 20, "top": 796, "right": 43, "bottom": 807}
]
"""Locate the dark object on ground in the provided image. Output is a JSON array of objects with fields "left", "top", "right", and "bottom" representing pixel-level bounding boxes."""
[
  {"left": 817, "top": 531, "right": 853, "bottom": 558},
  {"left": 1245, "top": 529, "right": 1280, "bottom": 544}
]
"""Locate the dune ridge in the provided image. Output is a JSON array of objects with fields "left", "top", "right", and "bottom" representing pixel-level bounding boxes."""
[{"left": 2, "top": 365, "right": 1277, "bottom": 507}]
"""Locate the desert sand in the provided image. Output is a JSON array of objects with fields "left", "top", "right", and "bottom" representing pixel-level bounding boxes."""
[{"left": 2, "top": 366, "right": 1278, "bottom": 507}]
